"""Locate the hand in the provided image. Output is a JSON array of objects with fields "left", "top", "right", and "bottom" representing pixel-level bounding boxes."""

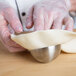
[
  {"left": 70, "top": 0, "right": 76, "bottom": 11},
  {"left": 26, "top": 0, "right": 74, "bottom": 31},
  {"left": 0, "top": 3, "right": 25, "bottom": 52}
]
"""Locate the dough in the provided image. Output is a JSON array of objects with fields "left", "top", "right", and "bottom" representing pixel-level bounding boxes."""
[
  {"left": 11, "top": 29, "right": 76, "bottom": 51},
  {"left": 61, "top": 39, "right": 76, "bottom": 53}
]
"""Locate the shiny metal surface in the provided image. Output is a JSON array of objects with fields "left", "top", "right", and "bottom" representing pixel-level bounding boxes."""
[{"left": 30, "top": 45, "right": 61, "bottom": 63}]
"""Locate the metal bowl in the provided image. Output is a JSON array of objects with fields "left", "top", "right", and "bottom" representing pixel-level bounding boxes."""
[{"left": 30, "top": 45, "right": 61, "bottom": 63}]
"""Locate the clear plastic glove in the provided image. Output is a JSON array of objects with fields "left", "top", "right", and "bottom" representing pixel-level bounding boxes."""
[
  {"left": 0, "top": 2, "right": 25, "bottom": 52},
  {"left": 26, "top": 0, "right": 74, "bottom": 31}
]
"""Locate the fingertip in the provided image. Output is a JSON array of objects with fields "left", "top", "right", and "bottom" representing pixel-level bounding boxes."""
[
  {"left": 65, "top": 26, "right": 73, "bottom": 31},
  {"left": 18, "top": 26, "right": 23, "bottom": 32},
  {"left": 26, "top": 26, "right": 31, "bottom": 29},
  {"left": 15, "top": 25, "right": 23, "bottom": 33},
  {"left": 26, "top": 22, "right": 33, "bottom": 29},
  {"left": 64, "top": 16, "right": 74, "bottom": 31}
]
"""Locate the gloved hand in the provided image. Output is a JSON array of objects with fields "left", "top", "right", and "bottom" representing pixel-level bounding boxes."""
[
  {"left": 26, "top": 0, "right": 74, "bottom": 31},
  {"left": 0, "top": 2, "right": 25, "bottom": 52}
]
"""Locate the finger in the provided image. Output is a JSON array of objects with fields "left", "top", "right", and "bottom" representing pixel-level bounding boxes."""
[
  {"left": 3, "top": 7, "right": 23, "bottom": 33},
  {"left": 0, "top": 23, "right": 25, "bottom": 52},
  {"left": 8, "top": 24, "right": 15, "bottom": 34},
  {"left": 4, "top": 43, "right": 25, "bottom": 52},
  {"left": 1, "top": 37, "right": 25, "bottom": 52},
  {"left": 0, "top": 14, "right": 7, "bottom": 28},
  {"left": 26, "top": 6, "right": 34, "bottom": 29},
  {"left": 0, "top": 14, "right": 11, "bottom": 46},
  {"left": 0, "top": 14, "right": 25, "bottom": 52},
  {"left": 63, "top": 16, "right": 74, "bottom": 31},
  {"left": 33, "top": 7, "right": 44, "bottom": 31},
  {"left": 44, "top": 12, "right": 54, "bottom": 30},
  {"left": 52, "top": 17, "right": 63, "bottom": 29}
]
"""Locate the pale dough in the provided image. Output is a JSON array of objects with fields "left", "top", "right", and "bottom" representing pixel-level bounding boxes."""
[
  {"left": 61, "top": 39, "right": 76, "bottom": 53},
  {"left": 11, "top": 29, "right": 76, "bottom": 53}
]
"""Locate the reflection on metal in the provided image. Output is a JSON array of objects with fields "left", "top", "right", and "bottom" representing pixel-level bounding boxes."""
[{"left": 30, "top": 45, "right": 61, "bottom": 63}]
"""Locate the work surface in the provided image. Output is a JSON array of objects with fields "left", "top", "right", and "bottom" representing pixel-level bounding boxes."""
[
  {"left": 0, "top": 32, "right": 76, "bottom": 76},
  {"left": 0, "top": 43, "right": 76, "bottom": 76}
]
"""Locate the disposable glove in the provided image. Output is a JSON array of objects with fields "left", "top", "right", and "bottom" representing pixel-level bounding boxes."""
[
  {"left": 0, "top": 2, "right": 25, "bottom": 52},
  {"left": 26, "top": 0, "right": 74, "bottom": 31}
]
